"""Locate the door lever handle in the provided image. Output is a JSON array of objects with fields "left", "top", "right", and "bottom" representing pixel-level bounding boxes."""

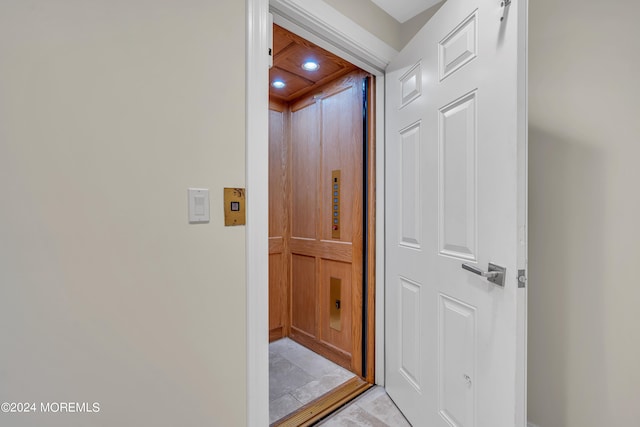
[
  {"left": 462, "top": 263, "right": 506, "bottom": 287},
  {"left": 462, "top": 263, "right": 498, "bottom": 278}
]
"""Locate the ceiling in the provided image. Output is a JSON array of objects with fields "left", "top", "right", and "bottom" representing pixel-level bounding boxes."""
[
  {"left": 370, "top": 0, "right": 442, "bottom": 23},
  {"left": 269, "top": 25, "right": 357, "bottom": 103}
]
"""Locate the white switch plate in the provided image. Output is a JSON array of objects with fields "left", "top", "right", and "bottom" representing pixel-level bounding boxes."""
[{"left": 188, "top": 188, "right": 210, "bottom": 223}]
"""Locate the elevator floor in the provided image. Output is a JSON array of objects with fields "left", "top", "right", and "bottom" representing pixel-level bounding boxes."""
[{"left": 269, "top": 338, "right": 355, "bottom": 424}]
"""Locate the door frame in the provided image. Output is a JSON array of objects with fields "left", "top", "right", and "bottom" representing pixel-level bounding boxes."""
[{"left": 246, "top": 0, "right": 398, "bottom": 423}]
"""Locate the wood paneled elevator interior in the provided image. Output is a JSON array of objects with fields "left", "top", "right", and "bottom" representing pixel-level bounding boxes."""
[{"left": 268, "top": 24, "right": 373, "bottom": 377}]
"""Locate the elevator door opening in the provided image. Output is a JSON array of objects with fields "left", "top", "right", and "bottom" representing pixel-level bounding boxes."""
[{"left": 268, "top": 24, "right": 376, "bottom": 425}]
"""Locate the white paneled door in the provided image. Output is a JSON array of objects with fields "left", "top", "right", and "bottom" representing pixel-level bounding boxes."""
[{"left": 385, "top": 0, "right": 527, "bottom": 426}]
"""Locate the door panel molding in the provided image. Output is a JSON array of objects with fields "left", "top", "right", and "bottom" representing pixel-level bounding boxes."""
[
  {"left": 399, "top": 121, "right": 422, "bottom": 250},
  {"left": 399, "top": 62, "right": 422, "bottom": 108},
  {"left": 439, "top": 10, "right": 479, "bottom": 81},
  {"left": 399, "top": 276, "right": 422, "bottom": 392},
  {"left": 438, "top": 293, "right": 477, "bottom": 427},
  {"left": 438, "top": 90, "right": 478, "bottom": 262}
]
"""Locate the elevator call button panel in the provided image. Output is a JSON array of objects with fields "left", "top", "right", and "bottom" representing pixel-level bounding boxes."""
[{"left": 224, "top": 187, "right": 246, "bottom": 226}]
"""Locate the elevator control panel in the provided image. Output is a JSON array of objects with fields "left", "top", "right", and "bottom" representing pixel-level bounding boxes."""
[{"left": 331, "top": 170, "right": 341, "bottom": 239}]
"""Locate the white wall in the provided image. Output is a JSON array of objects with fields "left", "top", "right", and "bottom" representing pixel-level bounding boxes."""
[
  {"left": 0, "top": 1, "right": 247, "bottom": 426},
  {"left": 528, "top": 1, "right": 640, "bottom": 426}
]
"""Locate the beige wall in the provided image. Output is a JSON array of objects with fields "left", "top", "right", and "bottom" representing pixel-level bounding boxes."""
[
  {"left": 322, "top": 0, "right": 403, "bottom": 49},
  {"left": 321, "top": 0, "right": 443, "bottom": 51},
  {"left": 528, "top": 0, "right": 640, "bottom": 426},
  {"left": 399, "top": 2, "right": 444, "bottom": 47},
  {"left": 0, "top": 1, "right": 247, "bottom": 426}
]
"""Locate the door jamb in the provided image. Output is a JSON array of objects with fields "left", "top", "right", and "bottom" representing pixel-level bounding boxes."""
[
  {"left": 246, "top": 0, "right": 397, "bottom": 423},
  {"left": 246, "top": 0, "right": 270, "bottom": 425}
]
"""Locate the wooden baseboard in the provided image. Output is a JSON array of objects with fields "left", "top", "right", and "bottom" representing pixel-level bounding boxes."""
[
  {"left": 271, "top": 377, "right": 371, "bottom": 427},
  {"left": 289, "top": 329, "right": 352, "bottom": 372},
  {"left": 270, "top": 327, "right": 285, "bottom": 342}
]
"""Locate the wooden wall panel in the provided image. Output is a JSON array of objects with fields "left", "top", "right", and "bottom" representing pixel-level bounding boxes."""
[
  {"left": 269, "top": 102, "right": 289, "bottom": 342},
  {"left": 269, "top": 107, "right": 286, "bottom": 237},
  {"left": 321, "top": 78, "right": 363, "bottom": 243},
  {"left": 269, "top": 68, "right": 374, "bottom": 377},
  {"left": 288, "top": 71, "right": 366, "bottom": 375},
  {"left": 319, "top": 260, "right": 353, "bottom": 354},
  {"left": 291, "top": 254, "right": 317, "bottom": 337},
  {"left": 291, "top": 103, "right": 319, "bottom": 239},
  {"left": 269, "top": 252, "right": 285, "bottom": 340}
]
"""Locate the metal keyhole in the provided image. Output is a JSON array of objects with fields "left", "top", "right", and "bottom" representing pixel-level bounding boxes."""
[{"left": 335, "top": 300, "right": 341, "bottom": 310}]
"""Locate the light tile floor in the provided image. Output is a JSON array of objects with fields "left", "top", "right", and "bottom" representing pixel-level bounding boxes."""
[
  {"left": 317, "top": 386, "right": 411, "bottom": 427},
  {"left": 269, "top": 338, "right": 411, "bottom": 426},
  {"left": 269, "top": 338, "right": 356, "bottom": 424}
]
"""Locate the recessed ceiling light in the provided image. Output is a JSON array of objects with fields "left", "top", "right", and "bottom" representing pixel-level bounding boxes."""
[
  {"left": 302, "top": 61, "right": 319, "bottom": 71},
  {"left": 272, "top": 80, "right": 286, "bottom": 89}
]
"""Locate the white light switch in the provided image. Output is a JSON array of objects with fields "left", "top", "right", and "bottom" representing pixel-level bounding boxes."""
[{"left": 188, "top": 188, "right": 210, "bottom": 223}]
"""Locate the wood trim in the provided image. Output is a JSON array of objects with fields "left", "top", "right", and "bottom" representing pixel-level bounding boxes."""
[
  {"left": 289, "top": 238, "right": 352, "bottom": 262},
  {"left": 271, "top": 377, "right": 372, "bottom": 427},
  {"left": 349, "top": 71, "right": 366, "bottom": 378},
  {"left": 289, "top": 72, "right": 365, "bottom": 112},
  {"left": 290, "top": 326, "right": 351, "bottom": 370},
  {"left": 269, "top": 326, "right": 284, "bottom": 342},
  {"left": 365, "top": 75, "right": 376, "bottom": 383},
  {"left": 270, "top": 98, "right": 288, "bottom": 112},
  {"left": 269, "top": 237, "right": 284, "bottom": 254},
  {"left": 283, "top": 103, "right": 292, "bottom": 337}
]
